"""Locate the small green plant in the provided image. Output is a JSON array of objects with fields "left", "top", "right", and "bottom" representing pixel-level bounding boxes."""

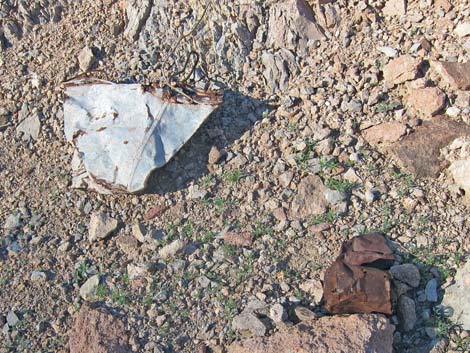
[
  {"left": 253, "top": 221, "right": 274, "bottom": 238},
  {"left": 214, "top": 197, "right": 226, "bottom": 216},
  {"left": 96, "top": 284, "right": 109, "bottom": 299},
  {"left": 376, "top": 100, "right": 401, "bottom": 113},
  {"left": 183, "top": 220, "right": 194, "bottom": 237},
  {"left": 222, "top": 243, "right": 237, "bottom": 257},
  {"left": 199, "top": 230, "right": 216, "bottom": 243},
  {"left": 122, "top": 273, "right": 130, "bottom": 286},
  {"left": 295, "top": 139, "right": 317, "bottom": 169},
  {"left": 319, "top": 157, "right": 338, "bottom": 173},
  {"left": 325, "top": 178, "right": 355, "bottom": 193},
  {"left": 111, "top": 290, "right": 128, "bottom": 306},
  {"left": 309, "top": 210, "right": 336, "bottom": 225},
  {"left": 199, "top": 174, "right": 215, "bottom": 188},
  {"left": 224, "top": 170, "right": 244, "bottom": 184},
  {"left": 73, "top": 261, "right": 89, "bottom": 284}
]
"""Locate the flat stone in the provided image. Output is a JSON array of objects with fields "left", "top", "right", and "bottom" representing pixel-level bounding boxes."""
[
  {"left": 299, "top": 279, "right": 323, "bottom": 304},
  {"left": 269, "top": 304, "right": 287, "bottom": 323},
  {"left": 397, "top": 296, "right": 417, "bottom": 332},
  {"left": 30, "top": 271, "right": 47, "bottom": 282},
  {"left": 227, "top": 314, "right": 394, "bottom": 353},
  {"left": 69, "top": 305, "right": 131, "bottom": 353},
  {"left": 79, "top": 275, "right": 100, "bottom": 301},
  {"left": 425, "top": 279, "right": 438, "bottom": 302},
  {"left": 390, "top": 264, "right": 421, "bottom": 288},
  {"left": 378, "top": 46, "right": 398, "bottom": 58},
  {"left": 6, "top": 310, "right": 19, "bottom": 327},
  {"left": 158, "top": 239, "right": 186, "bottom": 259},
  {"left": 383, "top": 0, "right": 407, "bottom": 16},
  {"left": 232, "top": 313, "right": 268, "bottom": 337},
  {"left": 266, "top": 0, "right": 325, "bottom": 53},
  {"left": 294, "top": 306, "right": 318, "bottom": 321},
  {"left": 323, "top": 189, "right": 346, "bottom": 205},
  {"left": 362, "top": 121, "right": 407, "bottom": 146},
  {"left": 3, "top": 213, "right": 21, "bottom": 229},
  {"left": 455, "top": 22, "right": 470, "bottom": 38},
  {"left": 442, "top": 260, "right": 470, "bottom": 330},
  {"left": 383, "top": 56, "right": 421, "bottom": 85},
  {"left": 386, "top": 116, "right": 470, "bottom": 178},
  {"left": 290, "top": 175, "right": 328, "bottom": 220},
  {"left": 224, "top": 231, "right": 254, "bottom": 248},
  {"left": 406, "top": 87, "right": 446, "bottom": 117},
  {"left": 431, "top": 61, "right": 470, "bottom": 90},
  {"left": 88, "top": 212, "right": 118, "bottom": 243},
  {"left": 17, "top": 112, "right": 41, "bottom": 141}
]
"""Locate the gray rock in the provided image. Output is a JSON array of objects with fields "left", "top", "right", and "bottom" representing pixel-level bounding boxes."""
[
  {"left": 4, "top": 213, "right": 21, "bottom": 229},
  {"left": 6, "top": 311, "right": 19, "bottom": 327},
  {"left": 78, "top": 46, "right": 95, "bottom": 71},
  {"left": 269, "top": 304, "right": 287, "bottom": 323},
  {"left": 365, "top": 189, "right": 379, "bottom": 204},
  {"left": 79, "top": 274, "right": 100, "bottom": 301},
  {"left": 397, "top": 295, "right": 417, "bottom": 332},
  {"left": 442, "top": 260, "right": 470, "bottom": 329},
  {"left": 261, "top": 49, "right": 299, "bottom": 94},
  {"left": 323, "top": 189, "right": 346, "bottom": 205},
  {"left": 232, "top": 313, "right": 267, "bottom": 337},
  {"left": 294, "top": 306, "right": 318, "bottom": 321},
  {"left": 30, "top": 271, "right": 47, "bottom": 282},
  {"left": 17, "top": 112, "right": 41, "bottom": 141},
  {"left": 425, "top": 279, "right": 438, "bottom": 302},
  {"left": 390, "top": 264, "right": 421, "bottom": 288},
  {"left": 124, "top": 0, "right": 152, "bottom": 40},
  {"left": 127, "top": 262, "right": 156, "bottom": 280},
  {"left": 88, "top": 212, "right": 118, "bottom": 243}
]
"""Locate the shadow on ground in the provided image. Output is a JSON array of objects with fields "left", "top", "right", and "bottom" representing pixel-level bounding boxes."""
[{"left": 145, "top": 89, "right": 273, "bottom": 194}]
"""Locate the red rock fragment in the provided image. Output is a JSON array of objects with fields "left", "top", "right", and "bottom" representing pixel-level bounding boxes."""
[
  {"left": 406, "top": 87, "right": 446, "bottom": 117},
  {"left": 383, "top": 55, "right": 422, "bottom": 85},
  {"left": 431, "top": 61, "right": 470, "bottom": 91},
  {"left": 224, "top": 231, "right": 254, "bottom": 248},
  {"left": 362, "top": 121, "right": 407, "bottom": 146},
  {"left": 144, "top": 205, "right": 167, "bottom": 221},
  {"left": 323, "top": 232, "right": 394, "bottom": 315}
]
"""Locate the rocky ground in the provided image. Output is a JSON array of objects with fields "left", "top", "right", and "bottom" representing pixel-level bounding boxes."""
[{"left": 1, "top": 0, "right": 470, "bottom": 352}]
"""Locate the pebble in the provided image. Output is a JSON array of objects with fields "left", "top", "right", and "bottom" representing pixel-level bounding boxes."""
[
  {"left": 232, "top": 313, "right": 267, "bottom": 337},
  {"left": 390, "top": 264, "right": 421, "bottom": 288},
  {"left": 269, "top": 303, "right": 287, "bottom": 323},
  {"left": 30, "top": 271, "right": 47, "bottom": 282},
  {"left": 78, "top": 46, "right": 95, "bottom": 71},
  {"left": 455, "top": 22, "right": 470, "bottom": 37},
  {"left": 88, "top": 212, "right": 118, "bottom": 243},
  {"left": 294, "top": 306, "right": 318, "bottom": 321},
  {"left": 158, "top": 239, "right": 186, "bottom": 259},
  {"left": 323, "top": 189, "right": 346, "bottom": 205},
  {"left": 4, "top": 213, "right": 21, "bottom": 229},
  {"left": 446, "top": 106, "right": 461, "bottom": 117},
  {"left": 425, "top": 279, "right": 438, "bottom": 302},
  {"left": 378, "top": 46, "right": 398, "bottom": 57},
  {"left": 365, "top": 189, "right": 379, "bottom": 204},
  {"left": 397, "top": 296, "right": 417, "bottom": 332},
  {"left": 79, "top": 274, "right": 100, "bottom": 301},
  {"left": 6, "top": 311, "right": 19, "bottom": 327}
]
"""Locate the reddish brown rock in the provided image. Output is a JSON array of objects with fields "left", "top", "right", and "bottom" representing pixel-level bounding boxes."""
[
  {"left": 290, "top": 175, "right": 328, "bottom": 220},
  {"left": 386, "top": 116, "right": 470, "bottom": 177},
  {"left": 431, "top": 61, "right": 470, "bottom": 91},
  {"left": 69, "top": 306, "right": 132, "bottom": 353},
  {"left": 144, "top": 205, "right": 167, "bottom": 221},
  {"left": 362, "top": 121, "right": 407, "bottom": 146},
  {"left": 324, "top": 233, "right": 394, "bottom": 315},
  {"left": 224, "top": 231, "right": 254, "bottom": 248},
  {"left": 406, "top": 87, "right": 446, "bottom": 117},
  {"left": 434, "top": 0, "right": 452, "bottom": 12},
  {"left": 227, "top": 314, "right": 394, "bottom": 353},
  {"left": 383, "top": 55, "right": 422, "bottom": 85}
]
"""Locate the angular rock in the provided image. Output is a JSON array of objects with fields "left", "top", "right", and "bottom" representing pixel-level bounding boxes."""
[
  {"left": 386, "top": 116, "right": 470, "bottom": 177},
  {"left": 431, "top": 61, "right": 470, "bottom": 91},
  {"left": 127, "top": 262, "right": 156, "bottom": 280},
  {"left": 294, "top": 306, "right": 318, "bottom": 321},
  {"left": 79, "top": 274, "right": 100, "bottom": 301},
  {"left": 30, "top": 271, "right": 47, "bottom": 282},
  {"left": 227, "top": 314, "right": 394, "bottom": 353},
  {"left": 224, "top": 231, "right": 253, "bottom": 248},
  {"left": 88, "top": 212, "right": 118, "bottom": 243},
  {"left": 261, "top": 49, "right": 299, "bottom": 94},
  {"left": 6, "top": 310, "right": 19, "bottom": 327},
  {"left": 17, "top": 112, "right": 41, "bottom": 141},
  {"left": 406, "top": 87, "right": 446, "bottom": 117},
  {"left": 383, "top": 56, "right": 421, "bottom": 85},
  {"left": 455, "top": 22, "right": 470, "bottom": 38},
  {"left": 269, "top": 304, "right": 287, "bottom": 324},
  {"left": 449, "top": 159, "right": 470, "bottom": 202},
  {"left": 397, "top": 295, "right": 417, "bottom": 332},
  {"left": 425, "top": 279, "right": 438, "bottom": 302},
  {"left": 232, "top": 313, "right": 268, "bottom": 337},
  {"left": 324, "top": 233, "right": 394, "bottom": 315},
  {"left": 78, "top": 46, "right": 95, "bottom": 72},
  {"left": 383, "top": 0, "right": 407, "bottom": 16},
  {"left": 123, "top": 0, "right": 152, "bottom": 40},
  {"left": 158, "top": 239, "right": 186, "bottom": 259},
  {"left": 290, "top": 175, "right": 328, "bottom": 220},
  {"left": 208, "top": 146, "right": 223, "bottom": 164},
  {"left": 362, "top": 121, "right": 407, "bottom": 146},
  {"left": 266, "top": 0, "right": 325, "bottom": 53},
  {"left": 69, "top": 305, "right": 131, "bottom": 353},
  {"left": 64, "top": 79, "right": 223, "bottom": 194},
  {"left": 442, "top": 260, "right": 470, "bottom": 330},
  {"left": 390, "top": 264, "right": 421, "bottom": 288},
  {"left": 299, "top": 279, "right": 323, "bottom": 304},
  {"left": 3, "top": 213, "right": 21, "bottom": 229}
]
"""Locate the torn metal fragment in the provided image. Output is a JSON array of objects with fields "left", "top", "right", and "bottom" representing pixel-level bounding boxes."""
[{"left": 63, "top": 79, "right": 223, "bottom": 194}]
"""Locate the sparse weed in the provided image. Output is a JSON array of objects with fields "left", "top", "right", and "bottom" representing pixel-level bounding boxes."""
[
  {"left": 325, "top": 178, "right": 355, "bottom": 193},
  {"left": 224, "top": 170, "right": 244, "bottom": 184},
  {"left": 376, "top": 100, "right": 401, "bottom": 113}
]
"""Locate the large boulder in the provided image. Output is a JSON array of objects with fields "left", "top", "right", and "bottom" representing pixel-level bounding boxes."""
[{"left": 442, "top": 260, "right": 470, "bottom": 330}]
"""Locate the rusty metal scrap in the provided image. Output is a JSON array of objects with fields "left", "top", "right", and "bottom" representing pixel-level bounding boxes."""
[{"left": 323, "top": 232, "right": 395, "bottom": 315}]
